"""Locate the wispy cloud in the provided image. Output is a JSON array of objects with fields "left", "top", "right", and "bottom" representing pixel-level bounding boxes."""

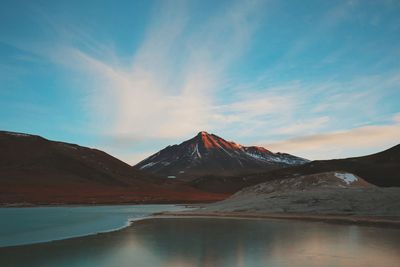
[
  {"left": 264, "top": 114, "right": 400, "bottom": 160},
  {"left": 54, "top": 0, "right": 267, "bottom": 143},
  {"left": 273, "top": 116, "right": 331, "bottom": 136},
  {"left": 1, "top": 0, "right": 399, "bottom": 163},
  {"left": 209, "top": 70, "right": 400, "bottom": 141}
]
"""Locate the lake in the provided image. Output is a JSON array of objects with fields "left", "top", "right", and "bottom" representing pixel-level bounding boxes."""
[
  {"left": 0, "top": 205, "right": 186, "bottom": 247},
  {"left": 1, "top": 215, "right": 399, "bottom": 267}
]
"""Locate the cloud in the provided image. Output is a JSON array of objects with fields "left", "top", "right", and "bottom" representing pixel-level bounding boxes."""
[
  {"left": 214, "top": 92, "right": 297, "bottom": 122},
  {"left": 263, "top": 115, "right": 400, "bottom": 160},
  {"left": 273, "top": 116, "right": 331, "bottom": 136},
  {"left": 2, "top": 0, "right": 399, "bottom": 163},
  {"left": 205, "top": 69, "right": 400, "bottom": 142},
  {"left": 393, "top": 113, "right": 400, "bottom": 123},
  {"left": 54, "top": 0, "right": 266, "bottom": 142}
]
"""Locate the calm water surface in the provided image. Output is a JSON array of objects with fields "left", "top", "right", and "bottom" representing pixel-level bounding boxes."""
[
  {"left": 0, "top": 217, "right": 399, "bottom": 267},
  {"left": 0, "top": 205, "right": 185, "bottom": 247}
]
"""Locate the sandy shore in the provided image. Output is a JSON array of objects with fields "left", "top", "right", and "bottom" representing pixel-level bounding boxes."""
[{"left": 154, "top": 211, "right": 400, "bottom": 228}]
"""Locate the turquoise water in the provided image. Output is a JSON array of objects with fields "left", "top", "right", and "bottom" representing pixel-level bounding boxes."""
[
  {"left": 0, "top": 205, "right": 185, "bottom": 247},
  {"left": 1, "top": 217, "right": 399, "bottom": 267}
]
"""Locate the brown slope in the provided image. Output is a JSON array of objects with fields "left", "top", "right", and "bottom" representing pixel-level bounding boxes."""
[
  {"left": 189, "top": 144, "right": 400, "bottom": 193},
  {"left": 0, "top": 131, "right": 227, "bottom": 205}
]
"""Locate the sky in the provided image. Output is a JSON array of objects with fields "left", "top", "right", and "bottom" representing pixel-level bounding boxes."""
[{"left": 1, "top": 0, "right": 399, "bottom": 164}]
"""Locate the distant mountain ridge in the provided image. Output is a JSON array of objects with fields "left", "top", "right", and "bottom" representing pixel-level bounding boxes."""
[
  {"left": 135, "top": 131, "right": 309, "bottom": 179},
  {"left": 189, "top": 143, "right": 400, "bottom": 194}
]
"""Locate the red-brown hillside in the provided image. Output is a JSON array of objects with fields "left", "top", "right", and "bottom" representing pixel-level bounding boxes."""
[{"left": 0, "top": 131, "right": 227, "bottom": 205}]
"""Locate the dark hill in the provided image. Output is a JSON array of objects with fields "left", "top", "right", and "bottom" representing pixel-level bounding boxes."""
[
  {"left": 189, "top": 144, "right": 400, "bottom": 193},
  {"left": 0, "top": 131, "right": 227, "bottom": 205}
]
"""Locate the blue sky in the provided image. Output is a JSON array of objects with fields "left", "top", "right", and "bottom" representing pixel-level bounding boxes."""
[{"left": 1, "top": 0, "right": 399, "bottom": 163}]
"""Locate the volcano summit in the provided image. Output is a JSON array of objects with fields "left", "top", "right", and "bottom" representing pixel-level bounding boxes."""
[{"left": 135, "top": 131, "right": 309, "bottom": 180}]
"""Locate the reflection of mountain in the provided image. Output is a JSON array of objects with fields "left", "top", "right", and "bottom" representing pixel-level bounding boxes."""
[
  {"left": 2, "top": 218, "right": 399, "bottom": 267},
  {"left": 130, "top": 218, "right": 274, "bottom": 264},
  {"left": 135, "top": 131, "right": 309, "bottom": 180}
]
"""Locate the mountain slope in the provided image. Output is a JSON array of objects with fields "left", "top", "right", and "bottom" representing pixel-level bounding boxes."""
[
  {"left": 135, "top": 131, "right": 309, "bottom": 180},
  {"left": 244, "top": 143, "right": 400, "bottom": 186},
  {"left": 0, "top": 131, "right": 227, "bottom": 205},
  {"left": 189, "top": 144, "right": 400, "bottom": 193}
]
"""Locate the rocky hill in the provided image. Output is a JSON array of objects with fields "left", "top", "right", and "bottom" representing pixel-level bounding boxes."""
[{"left": 194, "top": 172, "right": 400, "bottom": 217}]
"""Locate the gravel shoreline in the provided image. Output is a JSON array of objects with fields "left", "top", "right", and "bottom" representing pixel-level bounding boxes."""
[{"left": 155, "top": 211, "right": 400, "bottom": 228}]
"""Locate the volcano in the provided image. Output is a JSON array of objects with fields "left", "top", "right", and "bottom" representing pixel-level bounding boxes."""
[{"left": 135, "top": 131, "right": 309, "bottom": 180}]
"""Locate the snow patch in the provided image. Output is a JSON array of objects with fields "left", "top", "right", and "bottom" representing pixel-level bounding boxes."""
[
  {"left": 335, "top": 172, "right": 358, "bottom": 185},
  {"left": 59, "top": 143, "right": 78, "bottom": 150},
  {"left": 193, "top": 144, "right": 202, "bottom": 158},
  {"left": 5, "top": 132, "right": 30, "bottom": 137},
  {"left": 245, "top": 151, "right": 305, "bottom": 165},
  {"left": 245, "top": 152, "right": 267, "bottom": 161},
  {"left": 217, "top": 145, "right": 232, "bottom": 157},
  {"left": 139, "top": 162, "right": 157, "bottom": 170}
]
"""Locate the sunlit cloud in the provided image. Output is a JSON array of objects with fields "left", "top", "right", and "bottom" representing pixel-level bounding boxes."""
[
  {"left": 264, "top": 115, "right": 400, "bottom": 160},
  {"left": 1, "top": 0, "right": 399, "bottom": 163},
  {"left": 273, "top": 116, "right": 331, "bottom": 136},
  {"left": 55, "top": 0, "right": 266, "bottom": 143}
]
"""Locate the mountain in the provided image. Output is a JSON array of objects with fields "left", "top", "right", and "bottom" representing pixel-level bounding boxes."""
[
  {"left": 0, "top": 131, "right": 227, "bottom": 205},
  {"left": 135, "top": 131, "right": 309, "bottom": 180},
  {"left": 189, "top": 144, "right": 400, "bottom": 193}
]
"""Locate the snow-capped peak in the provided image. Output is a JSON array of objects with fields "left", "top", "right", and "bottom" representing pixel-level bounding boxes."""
[{"left": 135, "top": 131, "right": 310, "bottom": 179}]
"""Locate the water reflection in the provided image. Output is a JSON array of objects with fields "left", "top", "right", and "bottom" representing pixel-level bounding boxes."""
[{"left": 1, "top": 218, "right": 399, "bottom": 267}]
